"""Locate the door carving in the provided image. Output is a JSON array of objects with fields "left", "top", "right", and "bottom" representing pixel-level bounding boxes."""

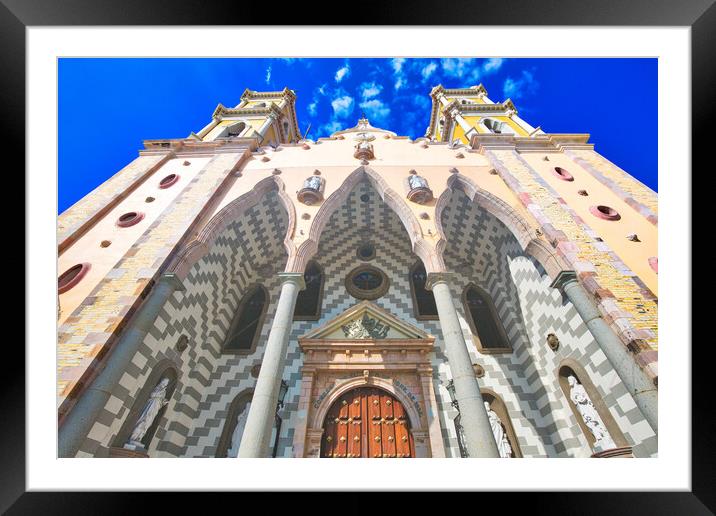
[{"left": 320, "top": 387, "right": 414, "bottom": 458}]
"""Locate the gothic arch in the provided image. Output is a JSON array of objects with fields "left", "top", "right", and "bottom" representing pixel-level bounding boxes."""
[
  {"left": 309, "top": 376, "right": 423, "bottom": 432},
  {"left": 167, "top": 175, "right": 296, "bottom": 280},
  {"left": 286, "top": 166, "right": 436, "bottom": 273},
  {"left": 435, "top": 173, "right": 568, "bottom": 280}
]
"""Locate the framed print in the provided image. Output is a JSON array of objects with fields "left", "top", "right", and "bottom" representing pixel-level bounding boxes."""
[{"left": 8, "top": 0, "right": 710, "bottom": 512}]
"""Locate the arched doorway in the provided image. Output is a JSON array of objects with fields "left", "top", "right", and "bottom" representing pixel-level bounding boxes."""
[{"left": 320, "top": 387, "right": 415, "bottom": 458}]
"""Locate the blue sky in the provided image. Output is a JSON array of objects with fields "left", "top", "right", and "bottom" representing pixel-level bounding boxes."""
[{"left": 58, "top": 58, "right": 657, "bottom": 213}]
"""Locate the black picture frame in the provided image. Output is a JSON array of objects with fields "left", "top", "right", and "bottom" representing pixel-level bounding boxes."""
[{"left": 9, "top": 0, "right": 708, "bottom": 512}]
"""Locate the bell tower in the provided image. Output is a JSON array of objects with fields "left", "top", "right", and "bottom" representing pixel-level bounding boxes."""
[
  {"left": 426, "top": 84, "right": 544, "bottom": 145},
  {"left": 194, "top": 87, "right": 302, "bottom": 145}
]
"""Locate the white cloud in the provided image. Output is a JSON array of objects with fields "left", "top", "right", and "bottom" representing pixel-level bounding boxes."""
[
  {"left": 390, "top": 58, "right": 408, "bottom": 90},
  {"left": 503, "top": 70, "right": 538, "bottom": 99},
  {"left": 265, "top": 65, "right": 272, "bottom": 84},
  {"left": 331, "top": 95, "right": 355, "bottom": 118},
  {"left": 483, "top": 58, "right": 504, "bottom": 73},
  {"left": 440, "top": 58, "right": 474, "bottom": 78},
  {"left": 335, "top": 64, "right": 350, "bottom": 83},
  {"left": 359, "top": 99, "right": 390, "bottom": 124},
  {"left": 319, "top": 119, "right": 344, "bottom": 136},
  {"left": 359, "top": 81, "right": 382, "bottom": 100},
  {"left": 307, "top": 101, "right": 318, "bottom": 117},
  {"left": 421, "top": 62, "right": 438, "bottom": 81}
]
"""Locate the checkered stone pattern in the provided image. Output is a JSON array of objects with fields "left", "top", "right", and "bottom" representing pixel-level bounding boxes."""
[
  {"left": 75, "top": 190, "right": 289, "bottom": 457},
  {"left": 75, "top": 182, "right": 656, "bottom": 458},
  {"left": 438, "top": 189, "right": 657, "bottom": 458}
]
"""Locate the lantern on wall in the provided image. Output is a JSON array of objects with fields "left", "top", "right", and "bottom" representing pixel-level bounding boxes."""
[
  {"left": 406, "top": 171, "right": 434, "bottom": 204},
  {"left": 297, "top": 175, "right": 324, "bottom": 205}
]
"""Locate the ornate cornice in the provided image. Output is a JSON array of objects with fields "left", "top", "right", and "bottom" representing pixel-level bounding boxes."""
[
  {"left": 140, "top": 137, "right": 259, "bottom": 156},
  {"left": 469, "top": 133, "right": 592, "bottom": 153}
]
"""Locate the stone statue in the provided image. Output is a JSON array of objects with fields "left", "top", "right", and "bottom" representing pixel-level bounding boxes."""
[
  {"left": 126, "top": 377, "right": 171, "bottom": 448},
  {"left": 567, "top": 375, "right": 616, "bottom": 451},
  {"left": 227, "top": 401, "right": 251, "bottom": 458},
  {"left": 484, "top": 401, "right": 513, "bottom": 458}
]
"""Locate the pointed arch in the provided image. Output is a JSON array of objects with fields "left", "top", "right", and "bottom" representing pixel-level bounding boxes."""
[
  {"left": 286, "top": 166, "right": 435, "bottom": 273},
  {"left": 435, "top": 173, "right": 568, "bottom": 280},
  {"left": 167, "top": 175, "right": 296, "bottom": 280}
]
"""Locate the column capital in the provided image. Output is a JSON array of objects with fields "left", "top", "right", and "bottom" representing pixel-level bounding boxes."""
[
  {"left": 425, "top": 271, "right": 456, "bottom": 291},
  {"left": 549, "top": 270, "right": 578, "bottom": 293},
  {"left": 278, "top": 271, "right": 306, "bottom": 290}
]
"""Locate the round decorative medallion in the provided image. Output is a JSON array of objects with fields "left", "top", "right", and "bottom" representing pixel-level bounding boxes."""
[
  {"left": 58, "top": 263, "right": 91, "bottom": 294},
  {"left": 589, "top": 205, "right": 621, "bottom": 221},
  {"left": 552, "top": 167, "right": 574, "bottom": 181},
  {"left": 356, "top": 242, "right": 376, "bottom": 261},
  {"left": 116, "top": 211, "right": 145, "bottom": 228},
  {"left": 250, "top": 363, "right": 262, "bottom": 378},
  {"left": 158, "top": 173, "right": 180, "bottom": 189},
  {"left": 345, "top": 265, "right": 390, "bottom": 300}
]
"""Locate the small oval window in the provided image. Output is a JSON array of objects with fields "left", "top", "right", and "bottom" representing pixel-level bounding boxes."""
[
  {"left": 116, "top": 211, "right": 145, "bottom": 227},
  {"left": 589, "top": 205, "right": 621, "bottom": 221},
  {"left": 159, "top": 174, "right": 179, "bottom": 189},
  {"left": 552, "top": 167, "right": 574, "bottom": 181},
  {"left": 58, "top": 263, "right": 91, "bottom": 294},
  {"left": 345, "top": 265, "right": 390, "bottom": 300}
]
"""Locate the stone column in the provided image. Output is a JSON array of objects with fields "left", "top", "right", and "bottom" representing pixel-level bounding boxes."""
[
  {"left": 238, "top": 272, "right": 305, "bottom": 457},
  {"left": 256, "top": 112, "right": 279, "bottom": 143},
  {"left": 427, "top": 273, "right": 500, "bottom": 458},
  {"left": 551, "top": 271, "right": 658, "bottom": 433},
  {"left": 58, "top": 273, "right": 185, "bottom": 458}
]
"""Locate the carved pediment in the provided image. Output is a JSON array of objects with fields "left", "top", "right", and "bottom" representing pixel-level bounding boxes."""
[{"left": 300, "top": 301, "right": 432, "bottom": 342}]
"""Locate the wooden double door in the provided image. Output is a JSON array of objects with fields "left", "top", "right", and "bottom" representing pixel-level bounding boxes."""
[{"left": 320, "top": 387, "right": 414, "bottom": 458}]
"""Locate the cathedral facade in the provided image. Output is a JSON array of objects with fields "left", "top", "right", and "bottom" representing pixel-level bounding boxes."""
[{"left": 57, "top": 85, "right": 658, "bottom": 459}]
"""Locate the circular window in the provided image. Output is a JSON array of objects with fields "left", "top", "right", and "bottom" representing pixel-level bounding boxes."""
[
  {"left": 589, "top": 205, "right": 621, "bottom": 221},
  {"left": 345, "top": 265, "right": 390, "bottom": 300},
  {"left": 100, "top": 240, "right": 112, "bottom": 248},
  {"left": 145, "top": 196, "right": 155, "bottom": 203},
  {"left": 116, "top": 211, "right": 145, "bottom": 227},
  {"left": 159, "top": 174, "right": 180, "bottom": 189},
  {"left": 58, "top": 263, "right": 91, "bottom": 294},
  {"left": 356, "top": 242, "right": 376, "bottom": 261},
  {"left": 360, "top": 194, "right": 370, "bottom": 203},
  {"left": 552, "top": 167, "right": 574, "bottom": 181}
]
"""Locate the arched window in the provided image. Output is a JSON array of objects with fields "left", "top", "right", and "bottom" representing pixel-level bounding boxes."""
[
  {"left": 226, "top": 121, "right": 246, "bottom": 137},
  {"left": 223, "top": 285, "right": 268, "bottom": 353},
  {"left": 294, "top": 261, "right": 324, "bottom": 320},
  {"left": 409, "top": 261, "right": 438, "bottom": 320},
  {"left": 483, "top": 118, "right": 515, "bottom": 135},
  {"left": 462, "top": 284, "right": 511, "bottom": 353},
  {"left": 216, "top": 390, "right": 254, "bottom": 457}
]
